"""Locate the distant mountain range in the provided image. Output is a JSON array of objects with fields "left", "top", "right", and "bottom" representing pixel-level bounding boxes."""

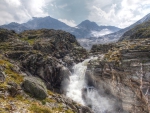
[
  {"left": 0, "top": 16, "right": 120, "bottom": 38},
  {"left": 99, "top": 13, "right": 150, "bottom": 41},
  {"left": 70, "top": 20, "right": 120, "bottom": 38},
  {"left": 1, "top": 13, "right": 150, "bottom": 49},
  {"left": 120, "top": 17, "right": 150, "bottom": 41},
  {"left": 79, "top": 13, "right": 150, "bottom": 49}
]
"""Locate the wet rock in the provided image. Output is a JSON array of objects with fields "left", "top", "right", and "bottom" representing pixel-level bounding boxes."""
[
  {"left": 82, "top": 88, "right": 87, "bottom": 100},
  {"left": 22, "top": 76, "right": 48, "bottom": 99},
  {"left": 60, "top": 66, "right": 71, "bottom": 94},
  {"left": 80, "top": 106, "right": 94, "bottom": 113}
]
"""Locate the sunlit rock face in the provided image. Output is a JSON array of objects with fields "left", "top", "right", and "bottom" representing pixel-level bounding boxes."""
[{"left": 87, "top": 39, "right": 150, "bottom": 113}]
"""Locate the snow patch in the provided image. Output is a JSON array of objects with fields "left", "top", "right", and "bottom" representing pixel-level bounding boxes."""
[{"left": 91, "top": 29, "right": 113, "bottom": 37}]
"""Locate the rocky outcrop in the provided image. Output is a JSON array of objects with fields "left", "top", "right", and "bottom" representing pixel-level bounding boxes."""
[
  {"left": 22, "top": 76, "right": 48, "bottom": 99},
  {"left": 0, "top": 28, "right": 93, "bottom": 112},
  {"left": 20, "top": 29, "right": 88, "bottom": 64},
  {"left": 50, "top": 93, "right": 93, "bottom": 113},
  {"left": 0, "top": 28, "right": 16, "bottom": 42},
  {"left": 1, "top": 29, "right": 88, "bottom": 93},
  {"left": 90, "top": 43, "right": 116, "bottom": 55},
  {"left": 0, "top": 52, "right": 93, "bottom": 113},
  {"left": 20, "top": 52, "right": 70, "bottom": 92},
  {"left": 88, "top": 39, "right": 150, "bottom": 113}
]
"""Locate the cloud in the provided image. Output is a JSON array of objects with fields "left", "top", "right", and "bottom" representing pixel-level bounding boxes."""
[
  {"left": 58, "top": 4, "right": 68, "bottom": 9},
  {"left": 88, "top": 4, "right": 117, "bottom": 26},
  {"left": 1, "top": 0, "right": 150, "bottom": 28},
  {"left": 58, "top": 19, "right": 76, "bottom": 27},
  {"left": 88, "top": 0, "right": 150, "bottom": 28},
  {"left": 0, "top": 0, "right": 50, "bottom": 25},
  {"left": 46, "top": 0, "right": 90, "bottom": 24}
]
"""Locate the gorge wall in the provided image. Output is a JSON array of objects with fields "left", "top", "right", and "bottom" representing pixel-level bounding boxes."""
[
  {"left": 86, "top": 39, "right": 150, "bottom": 113},
  {"left": 0, "top": 28, "right": 150, "bottom": 113},
  {"left": 0, "top": 28, "right": 92, "bottom": 113}
]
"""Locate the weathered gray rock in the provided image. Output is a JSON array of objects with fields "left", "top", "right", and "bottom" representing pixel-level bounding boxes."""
[
  {"left": 22, "top": 76, "right": 48, "bottom": 99},
  {"left": 60, "top": 66, "right": 71, "bottom": 79},
  {"left": 0, "top": 71, "right": 5, "bottom": 82},
  {"left": 89, "top": 39, "right": 150, "bottom": 113},
  {"left": 7, "top": 82, "right": 20, "bottom": 97},
  {"left": 50, "top": 93, "right": 94, "bottom": 113},
  {"left": 91, "top": 43, "right": 115, "bottom": 55},
  {"left": 60, "top": 66, "right": 71, "bottom": 93}
]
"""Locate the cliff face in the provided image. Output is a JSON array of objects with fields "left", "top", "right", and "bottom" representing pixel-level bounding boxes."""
[
  {"left": 88, "top": 39, "right": 150, "bottom": 113},
  {"left": 1, "top": 28, "right": 150, "bottom": 113},
  {"left": 0, "top": 28, "right": 92, "bottom": 113},
  {"left": 2, "top": 29, "right": 88, "bottom": 91}
]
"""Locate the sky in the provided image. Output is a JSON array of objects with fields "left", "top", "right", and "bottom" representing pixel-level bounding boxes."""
[{"left": 0, "top": 0, "right": 150, "bottom": 28}]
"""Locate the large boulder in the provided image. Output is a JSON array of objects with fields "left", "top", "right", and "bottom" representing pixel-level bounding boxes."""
[{"left": 22, "top": 76, "right": 48, "bottom": 99}]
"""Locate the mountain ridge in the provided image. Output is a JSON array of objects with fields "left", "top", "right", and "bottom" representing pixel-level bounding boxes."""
[
  {"left": 79, "top": 13, "right": 150, "bottom": 49},
  {"left": 120, "top": 17, "right": 150, "bottom": 41},
  {"left": 100, "top": 13, "right": 150, "bottom": 41},
  {"left": 0, "top": 16, "right": 120, "bottom": 39}
]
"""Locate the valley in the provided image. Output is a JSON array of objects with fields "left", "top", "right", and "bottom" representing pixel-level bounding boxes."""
[{"left": 0, "top": 13, "right": 150, "bottom": 113}]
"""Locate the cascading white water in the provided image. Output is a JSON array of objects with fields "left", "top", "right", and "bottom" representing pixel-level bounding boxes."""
[
  {"left": 66, "top": 58, "right": 91, "bottom": 105},
  {"left": 66, "top": 56, "right": 111, "bottom": 113}
]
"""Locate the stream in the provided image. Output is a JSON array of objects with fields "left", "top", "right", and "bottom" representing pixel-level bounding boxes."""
[{"left": 66, "top": 56, "right": 112, "bottom": 113}]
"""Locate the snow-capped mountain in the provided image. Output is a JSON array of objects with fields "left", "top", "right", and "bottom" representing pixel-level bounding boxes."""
[
  {"left": 69, "top": 20, "right": 120, "bottom": 38},
  {"left": 79, "top": 13, "right": 150, "bottom": 49},
  {"left": 0, "top": 17, "right": 120, "bottom": 39}
]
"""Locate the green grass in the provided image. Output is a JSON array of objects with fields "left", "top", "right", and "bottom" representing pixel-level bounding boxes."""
[
  {"left": 20, "top": 37, "right": 35, "bottom": 45},
  {"left": 29, "top": 104, "right": 53, "bottom": 113}
]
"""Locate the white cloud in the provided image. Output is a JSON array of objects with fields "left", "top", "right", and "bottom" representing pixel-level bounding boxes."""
[
  {"left": 58, "top": 19, "right": 77, "bottom": 27},
  {"left": 88, "top": 0, "right": 150, "bottom": 28},
  {"left": 88, "top": 4, "right": 117, "bottom": 26},
  {"left": 0, "top": 0, "right": 51, "bottom": 25},
  {"left": 58, "top": 4, "right": 68, "bottom": 9},
  {"left": 1, "top": 0, "right": 150, "bottom": 28},
  {"left": 5, "top": 0, "right": 21, "bottom": 7}
]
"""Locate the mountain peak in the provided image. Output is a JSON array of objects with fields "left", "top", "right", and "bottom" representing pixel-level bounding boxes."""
[
  {"left": 32, "top": 16, "right": 51, "bottom": 20},
  {"left": 77, "top": 20, "right": 99, "bottom": 29},
  {"left": 79, "top": 20, "right": 98, "bottom": 25},
  {"left": 23, "top": 16, "right": 71, "bottom": 30},
  {"left": 6, "top": 22, "right": 20, "bottom": 25},
  {"left": 82, "top": 20, "right": 92, "bottom": 23}
]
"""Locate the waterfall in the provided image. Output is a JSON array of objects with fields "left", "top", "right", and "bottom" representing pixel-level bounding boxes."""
[
  {"left": 66, "top": 56, "right": 111, "bottom": 113},
  {"left": 66, "top": 58, "right": 91, "bottom": 105}
]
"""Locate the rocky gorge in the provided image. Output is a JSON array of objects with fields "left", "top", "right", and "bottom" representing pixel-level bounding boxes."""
[
  {"left": 0, "top": 27, "right": 150, "bottom": 113},
  {"left": 86, "top": 38, "right": 150, "bottom": 113},
  {"left": 0, "top": 28, "right": 91, "bottom": 113}
]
